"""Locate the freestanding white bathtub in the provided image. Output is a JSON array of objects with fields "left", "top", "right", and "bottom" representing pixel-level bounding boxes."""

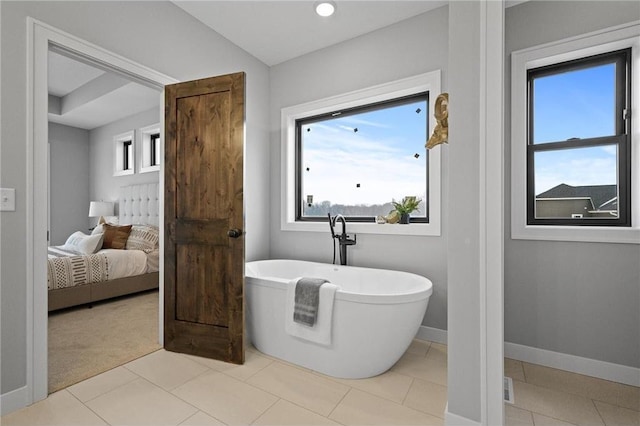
[{"left": 245, "top": 259, "right": 433, "bottom": 379}]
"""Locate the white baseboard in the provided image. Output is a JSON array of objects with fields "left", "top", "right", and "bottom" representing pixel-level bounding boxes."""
[
  {"left": 0, "top": 386, "right": 29, "bottom": 416},
  {"left": 415, "top": 327, "right": 639, "bottom": 387},
  {"left": 504, "top": 342, "right": 640, "bottom": 387},
  {"left": 416, "top": 325, "right": 448, "bottom": 345},
  {"left": 444, "top": 403, "right": 482, "bottom": 426}
]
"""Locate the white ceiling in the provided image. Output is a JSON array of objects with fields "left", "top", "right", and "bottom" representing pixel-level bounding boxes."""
[
  {"left": 173, "top": 0, "right": 449, "bottom": 66},
  {"left": 49, "top": 1, "right": 526, "bottom": 130},
  {"left": 48, "top": 51, "right": 161, "bottom": 130}
]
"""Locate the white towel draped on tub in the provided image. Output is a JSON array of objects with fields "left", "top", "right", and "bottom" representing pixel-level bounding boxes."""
[{"left": 285, "top": 277, "right": 339, "bottom": 346}]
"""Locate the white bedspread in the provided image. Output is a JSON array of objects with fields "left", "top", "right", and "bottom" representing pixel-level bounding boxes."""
[
  {"left": 98, "top": 249, "right": 149, "bottom": 278},
  {"left": 47, "top": 246, "right": 151, "bottom": 290}
]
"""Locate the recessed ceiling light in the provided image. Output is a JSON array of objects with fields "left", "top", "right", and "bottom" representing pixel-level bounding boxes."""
[{"left": 315, "top": 1, "right": 336, "bottom": 17}]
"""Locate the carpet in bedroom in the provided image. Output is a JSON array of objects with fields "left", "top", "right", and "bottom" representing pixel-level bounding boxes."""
[{"left": 48, "top": 290, "right": 161, "bottom": 394}]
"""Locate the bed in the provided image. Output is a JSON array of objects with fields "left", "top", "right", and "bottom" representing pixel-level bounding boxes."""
[{"left": 47, "top": 183, "right": 160, "bottom": 311}]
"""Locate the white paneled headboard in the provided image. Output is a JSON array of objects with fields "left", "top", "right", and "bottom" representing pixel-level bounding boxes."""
[{"left": 119, "top": 183, "right": 160, "bottom": 226}]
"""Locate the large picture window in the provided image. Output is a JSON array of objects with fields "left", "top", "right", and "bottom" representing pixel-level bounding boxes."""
[
  {"left": 527, "top": 48, "right": 631, "bottom": 226},
  {"left": 281, "top": 71, "right": 441, "bottom": 236},
  {"left": 296, "top": 93, "right": 428, "bottom": 222}
]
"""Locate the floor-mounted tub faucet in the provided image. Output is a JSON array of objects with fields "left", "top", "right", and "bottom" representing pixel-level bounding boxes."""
[{"left": 328, "top": 213, "right": 356, "bottom": 266}]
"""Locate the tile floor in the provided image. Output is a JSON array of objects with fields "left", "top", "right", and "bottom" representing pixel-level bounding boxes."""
[
  {"left": 2, "top": 339, "right": 638, "bottom": 426},
  {"left": 504, "top": 358, "right": 639, "bottom": 426}
]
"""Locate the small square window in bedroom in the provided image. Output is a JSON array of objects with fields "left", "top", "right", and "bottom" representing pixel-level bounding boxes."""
[
  {"left": 122, "top": 140, "right": 132, "bottom": 170},
  {"left": 296, "top": 92, "right": 429, "bottom": 222},
  {"left": 140, "top": 124, "right": 161, "bottom": 173},
  {"left": 527, "top": 48, "right": 631, "bottom": 226},
  {"left": 150, "top": 133, "right": 160, "bottom": 166},
  {"left": 113, "top": 130, "right": 135, "bottom": 176}
]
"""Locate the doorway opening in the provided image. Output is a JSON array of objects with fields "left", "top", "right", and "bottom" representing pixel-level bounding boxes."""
[
  {"left": 27, "top": 18, "right": 177, "bottom": 403},
  {"left": 47, "top": 45, "right": 164, "bottom": 393}
]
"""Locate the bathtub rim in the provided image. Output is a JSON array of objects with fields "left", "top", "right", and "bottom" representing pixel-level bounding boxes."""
[{"left": 245, "top": 259, "right": 433, "bottom": 305}]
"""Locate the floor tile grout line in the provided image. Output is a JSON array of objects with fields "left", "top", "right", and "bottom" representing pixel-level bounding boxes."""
[
  {"left": 522, "top": 361, "right": 529, "bottom": 384},
  {"left": 126, "top": 358, "right": 217, "bottom": 394},
  {"left": 517, "top": 366, "right": 640, "bottom": 412},
  {"left": 520, "top": 362, "right": 640, "bottom": 402},
  {"left": 400, "top": 377, "right": 415, "bottom": 406},
  {"left": 69, "top": 366, "right": 142, "bottom": 405},
  {"left": 243, "top": 362, "right": 352, "bottom": 418},
  {"left": 179, "top": 410, "right": 218, "bottom": 426},
  {"left": 399, "top": 378, "right": 449, "bottom": 420},
  {"left": 512, "top": 380, "right": 613, "bottom": 426},
  {"left": 127, "top": 374, "right": 208, "bottom": 421},
  {"left": 248, "top": 395, "right": 282, "bottom": 425},
  {"left": 219, "top": 356, "right": 274, "bottom": 382},
  {"left": 523, "top": 399, "right": 594, "bottom": 426},
  {"left": 256, "top": 394, "right": 348, "bottom": 425},
  {"left": 165, "top": 375, "right": 232, "bottom": 425},
  {"left": 182, "top": 360, "right": 345, "bottom": 419},
  {"left": 591, "top": 397, "right": 608, "bottom": 426},
  {"left": 65, "top": 388, "right": 114, "bottom": 426},
  {"left": 246, "top": 358, "right": 426, "bottom": 413},
  {"left": 590, "top": 396, "right": 640, "bottom": 413},
  {"left": 532, "top": 410, "right": 581, "bottom": 426},
  {"left": 326, "top": 386, "right": 353, "bottom": 420},
  {"left": 278, "top": 358, "right": 420, "bottom": 407}
]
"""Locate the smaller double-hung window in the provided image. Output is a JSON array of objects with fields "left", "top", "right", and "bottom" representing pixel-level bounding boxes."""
[
  {"left": 295, "top": 93, "right": 429, "bottom": 223},
  {"left": 527, "top": 48, "right": 631, "bottom": 226}
]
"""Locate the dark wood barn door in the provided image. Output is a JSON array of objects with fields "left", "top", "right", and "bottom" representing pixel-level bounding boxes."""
[{"left": 164, "top": 72, "right": 245, "bottom": 364}]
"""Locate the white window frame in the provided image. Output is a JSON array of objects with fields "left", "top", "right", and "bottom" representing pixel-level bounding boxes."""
[
  {"left": 139, "top": 123, "right": 161, "bottom": 173},
  {"left": 281, "top": 71, "right": 442, "bottom": 236},
  {"left": 113, "top": 130, "right": 135, "bottom": 176},
  {"left": 511, "top": 22, "right": 640, "bottom": 244}
]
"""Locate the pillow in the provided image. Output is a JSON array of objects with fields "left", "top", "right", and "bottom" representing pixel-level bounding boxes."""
[
  {"left": 62, "top": 231, "right": 104, "bottom": 255},
  {"left": 91, "top": 224, "right": 105, "bottom": 235},
  {"left": 102, "top": 224, "right": 132, "bottom": 249},
  {"left": 125, "top": 225, "right": 160, "bottom": 252}
]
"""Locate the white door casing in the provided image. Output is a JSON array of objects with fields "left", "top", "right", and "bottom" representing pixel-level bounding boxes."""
[{"left": 26, "top": 18, "right": 176, "bottom": 404}]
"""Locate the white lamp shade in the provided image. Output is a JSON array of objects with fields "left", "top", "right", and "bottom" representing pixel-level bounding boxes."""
[{"left": 89, "top": 201, "right": 115, "bottom": 218}]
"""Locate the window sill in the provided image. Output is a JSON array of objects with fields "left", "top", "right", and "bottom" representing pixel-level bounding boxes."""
[
  {"left": 139, "top": 165, "right": 160, "bottom": 174},
  {"left": 113, "top": 169, "right": 134, "bottom": 177},
  {"left": 512, "top": 224, "right": 640, "bottom": 244},
  {"left": 281, "top": 220, "right": 441, "bottom": 236}
]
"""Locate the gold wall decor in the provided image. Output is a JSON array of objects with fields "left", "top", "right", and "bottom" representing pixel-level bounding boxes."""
[{"left": 426, "top": 92, "right": 449, "bottom": 149}]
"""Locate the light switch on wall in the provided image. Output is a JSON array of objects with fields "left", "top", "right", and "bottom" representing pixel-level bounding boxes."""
[{"left": 0, "top": 188, "right": 16, "bottom": 211}]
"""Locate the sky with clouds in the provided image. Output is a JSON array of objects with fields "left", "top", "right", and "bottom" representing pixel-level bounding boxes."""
[
  {"left": 299, "top": 60, "right": 618, "bottom": 212},
  {"left": 300, "top": 99, "right": 427, "bottom": 208},
  {"left": 532, "top": 62, "right": 618, "bottom": 194}
]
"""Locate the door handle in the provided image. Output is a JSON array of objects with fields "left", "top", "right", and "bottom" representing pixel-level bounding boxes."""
[{"left": 227, "top": 228, "right": 242, "bottom": 238}]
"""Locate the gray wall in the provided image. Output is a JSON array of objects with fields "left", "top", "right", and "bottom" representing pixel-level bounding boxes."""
[
  {"left": 50, "top": 106, "right": 163, "bottom": 243},
  {"left": 88, "top": 107, "right": 161, "bottom": 228},
  {"left": 269, "top": 6, "right": 450, "bottom": 331},
  {"left": 504, "top": 1, "right": 640, "bottom": 368},
  {"left": 1, "top": 0, "right": 270, "bottom": 395},
  {"left": 49, "top": 123, "right": 90, "bottom": 245}
]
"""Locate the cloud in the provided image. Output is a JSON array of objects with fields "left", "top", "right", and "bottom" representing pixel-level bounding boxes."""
[
  {"left": 535, "top": 150, "right": 617, "bottom": 194},
  {"left": 300, "top": 105, "right": 428, "bottom": 205},
  {"left": 303, "top": 133, "right": 425, "bottom": 205}
]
